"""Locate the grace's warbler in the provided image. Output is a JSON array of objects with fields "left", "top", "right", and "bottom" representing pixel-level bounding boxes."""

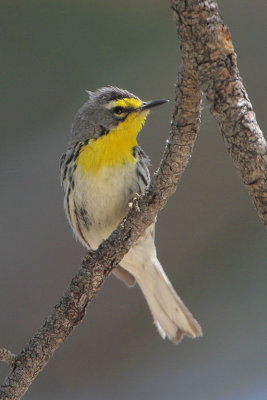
[{"left": 60, "top": 87, "right": 202, "bottom": 343}]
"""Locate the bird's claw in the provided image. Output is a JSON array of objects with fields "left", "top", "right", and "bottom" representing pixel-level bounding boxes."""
[{"left": 128, "top": 193, "right": 141, "bottom": 212}]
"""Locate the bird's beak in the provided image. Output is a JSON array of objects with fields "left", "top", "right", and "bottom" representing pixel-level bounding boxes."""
[{"left": 139, "top": 99, "right": 169, "bottom": 111}]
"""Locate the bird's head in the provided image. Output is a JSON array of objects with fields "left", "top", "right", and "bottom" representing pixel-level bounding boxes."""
[{"left": 71, "top": 86, "right": 168, "bottom": 142}]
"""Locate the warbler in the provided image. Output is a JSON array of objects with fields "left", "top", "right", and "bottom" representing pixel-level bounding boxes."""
[{"left": 60, "top": 86, "right": 202, "bottom": 343}]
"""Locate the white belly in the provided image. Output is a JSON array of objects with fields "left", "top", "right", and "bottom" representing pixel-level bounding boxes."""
[{"left": 71, "top": 164, "right": 139, "bottom": 249}]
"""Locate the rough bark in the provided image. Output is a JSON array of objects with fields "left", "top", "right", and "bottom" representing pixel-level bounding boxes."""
[
  {"left": 0, "top": 51, "right": 201, "bottom": 400},
  {"left": 0, "top": 0, "right": 265, "bottom": 399},
  {"left": 171, "top": 0, "right": 267, "bottom": 225},
  {"left": 0, "top": 350, "right": 15, "bottom": 368}
]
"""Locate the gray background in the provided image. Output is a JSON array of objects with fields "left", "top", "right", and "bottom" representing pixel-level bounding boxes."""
[{"left": 0, "top": 1, "right": 266, "bottom": 399}]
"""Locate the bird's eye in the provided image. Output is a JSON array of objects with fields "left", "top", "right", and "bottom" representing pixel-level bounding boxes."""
[{"left": 114, "top": 106, "right": 124, "bottom": 115}]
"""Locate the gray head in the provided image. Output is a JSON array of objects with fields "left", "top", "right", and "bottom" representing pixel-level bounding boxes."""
[{"left": 70, "top": 86, "right": 169, "bottom": 143}]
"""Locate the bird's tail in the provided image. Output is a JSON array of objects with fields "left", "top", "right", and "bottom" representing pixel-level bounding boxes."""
[
  {"left": 121, "top": 242, "right": 202, "bottom": 343},
  {"left": 135, "top": 257, "right": 202, "bottom": 343},
  {"left": 120, "top": 224, "right": 202, "bottom": 343}
]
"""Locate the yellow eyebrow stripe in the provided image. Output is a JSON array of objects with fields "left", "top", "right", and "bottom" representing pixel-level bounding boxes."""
[{"left": 111, "top": 98, "right": 142, "bottom": 109}]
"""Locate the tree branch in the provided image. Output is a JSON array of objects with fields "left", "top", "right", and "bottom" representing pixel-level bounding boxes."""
[
  {"left": 0, "top": 349, "right": 15, "bottom": 368},
  {"left": 1, "top": 0, "right": 264, "bottom": 398},
  {"left": 0, "top": 54, "right": 201, "bottom": 400},
  {"left": 170, "top": 0, "right": 267, "bottom": 226}
]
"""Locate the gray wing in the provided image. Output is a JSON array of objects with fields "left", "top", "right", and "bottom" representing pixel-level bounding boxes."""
[{"left": 135, "top": 146, "right": 151, "bottom": 194}]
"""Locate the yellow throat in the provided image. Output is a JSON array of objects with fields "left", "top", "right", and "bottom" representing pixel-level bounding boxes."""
[{"left": 76, "top": 98, "right": 148, "bottom": 174}]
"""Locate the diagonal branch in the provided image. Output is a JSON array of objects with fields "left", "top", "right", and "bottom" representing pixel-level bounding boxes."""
[
  {"left": 0, "top": 349, "right": 16, "bottom": 368},
  {"left": 171, "top": 0, "right": 267, "bottom": 226},
  {"left": 2, "top": 0, "right": 264, "bottom": 398},
  {"left": 0, "top": 69, "right": 202, "bottom": 400}
]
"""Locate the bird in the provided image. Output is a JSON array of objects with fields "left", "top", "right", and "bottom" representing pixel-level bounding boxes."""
[{"left": 60, "top": 86, "right": 202, "bottom": 343}]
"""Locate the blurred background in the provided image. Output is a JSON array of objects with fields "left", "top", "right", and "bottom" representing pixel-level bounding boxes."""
[{"left": 0, "top": 1, "right": 266, "bottom": 399}]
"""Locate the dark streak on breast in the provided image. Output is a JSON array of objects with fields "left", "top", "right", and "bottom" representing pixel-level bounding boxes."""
[
  {"left": 79, "top": 207, "right": 91, "bottom": 228},
  {"left": 74, "top": 201, "right": 90, "bottom": 248},
  {"left": 99, "top": 125, "right": 110, "bottom": 137},
  {"left": 132, "top": 146, "right": 138, "bottom": 158}
]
